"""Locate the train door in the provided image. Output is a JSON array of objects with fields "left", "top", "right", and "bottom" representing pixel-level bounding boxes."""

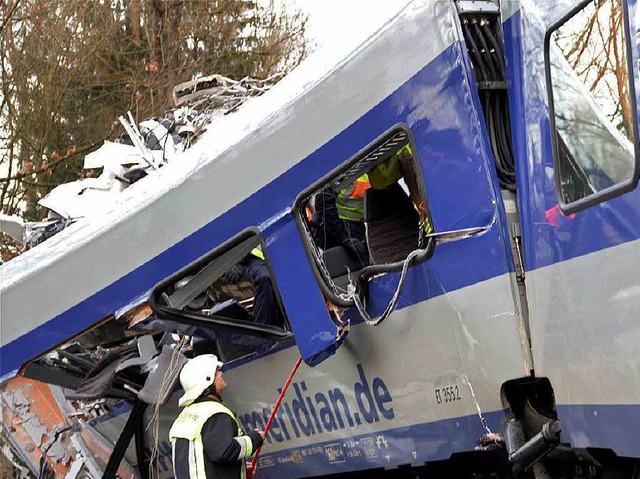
[
  {"left": 504, "top": 0, "right": 640, "bottom": 457},
  {"left": 257, "top": 42, "right": 535, "bottom": 470}
]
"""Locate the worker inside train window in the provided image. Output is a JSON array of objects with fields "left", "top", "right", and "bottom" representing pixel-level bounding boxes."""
[
  {"left": 296, "top": 126, "right": 434, "bottom": 306},
  {"left": 149, "top": 231, "right": 292, "bottom": 362}
]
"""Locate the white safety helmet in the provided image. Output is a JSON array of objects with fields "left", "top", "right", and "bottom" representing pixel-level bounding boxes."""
[{"left": 178, "top": 354, "right": 224, "bottom": 408}]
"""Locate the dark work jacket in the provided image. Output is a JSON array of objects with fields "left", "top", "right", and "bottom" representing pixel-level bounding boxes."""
[{"left": 172, "top": 397, "right": 263, "bottom": 479}]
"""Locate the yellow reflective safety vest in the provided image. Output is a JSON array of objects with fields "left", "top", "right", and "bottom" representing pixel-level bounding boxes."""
[
  {"left": 337, "top": 174, "right": 370, "bottom": 222},
  {"left": 369, "top": 144, "right": 412, "bottom": 190},
  {"left": 169, "top": 401, "right": 251, "bottom": 479}
]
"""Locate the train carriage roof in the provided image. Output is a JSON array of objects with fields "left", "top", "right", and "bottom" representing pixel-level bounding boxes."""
[{"left": 0, "top": 0, "right": 461, "bottom": 379}]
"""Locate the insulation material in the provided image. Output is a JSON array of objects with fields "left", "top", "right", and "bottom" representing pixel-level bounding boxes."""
[
  {"left": 1, "top": 378, "right": 73, "bottom": 477},
  {"left": 45, "top": 432, "right": 74, "bottom": 465},
  {"left": 2, "top": 389, "right": 47, "bottom": 447}
]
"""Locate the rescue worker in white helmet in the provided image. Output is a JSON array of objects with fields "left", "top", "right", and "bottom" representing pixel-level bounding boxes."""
[{"left": 169, "top": 354, "right": 264, "bottom": 479}]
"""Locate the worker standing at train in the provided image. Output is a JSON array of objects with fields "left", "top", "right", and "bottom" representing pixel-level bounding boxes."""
[
  {"left": 169, "top": 354, "right": 265, "bottom": 479},
  {"left": 336, "top": 174, "right": 370, "bottom": 264},
  {"left": 223, "top": 247, "right": 285, "bottom": 327},
  {"left": 311, "top": 175, "right": 370, "bottom": 266}
]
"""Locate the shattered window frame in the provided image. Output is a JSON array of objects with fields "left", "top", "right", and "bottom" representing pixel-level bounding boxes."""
[
  {"left": 293, "top": 124, "right": 435, "bottom": 308},
  {"left": 148, "top": 228, "right": 293, "bottom": 350}
]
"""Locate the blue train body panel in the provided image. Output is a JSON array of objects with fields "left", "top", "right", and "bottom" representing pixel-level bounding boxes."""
[{"left": 2, "top": 0, "right": 640, "bottom": 476}]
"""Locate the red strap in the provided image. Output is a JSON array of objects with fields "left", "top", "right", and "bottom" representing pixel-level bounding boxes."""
[{"left": 248, "top": 356, "right": 303, "bottom": 479}]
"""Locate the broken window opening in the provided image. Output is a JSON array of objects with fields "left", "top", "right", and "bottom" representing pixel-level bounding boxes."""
[
  {"left": 21, "top": 315, "right": 162, "bottom": 405},
  {"left": 295, "top": 126, "right": 435, "bottom": 309},
  {"left": 148, "top": 229, "right": 293, "bottom": 363}
]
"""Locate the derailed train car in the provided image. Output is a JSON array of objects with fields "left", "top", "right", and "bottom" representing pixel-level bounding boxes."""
[{"left": 2, "top": 0, "right": 640, "bottom": 477}]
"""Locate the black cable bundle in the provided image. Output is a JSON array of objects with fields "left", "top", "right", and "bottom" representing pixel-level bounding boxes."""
[{"left": 462, "top": 16, "right": 517, "bottom": 191}]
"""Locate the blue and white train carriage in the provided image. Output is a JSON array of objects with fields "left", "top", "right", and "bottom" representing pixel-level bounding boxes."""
[{"left": 2, "top": 0, "right": 640, "bottom": 477}]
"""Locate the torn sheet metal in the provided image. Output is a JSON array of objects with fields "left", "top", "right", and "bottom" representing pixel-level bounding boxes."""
[
  {"left": 2, "top": 389, "right": 47, "bottom": 448},
  {"left": 5, "top": 72, "right": 282, "bottom": 256},
  {"left": 38, "top": 174, "right": 130, "bottom": 220},
  {"left": 114, "top": 290, "right": 154, "bottom": 321},
  {"left": 116, "top": 301, "right": 154, "bottom": 326},
  {"left": 1, "top": 378, "right": 71, "bottom": 477},
  {"left": 0, "top": 214, "right": 27, "bottom": 243},
  {"left": 34, "top": 75, "right": 280, "bottom": 227},
  {"left": 0, "top": 213, "right": 69, "bottom": 250},
  {"left": 45, "top": 431, "right": 74, "bottom": 466},
  {"left": 1, "top": 376, "right": 141, "bottom": 478},
  {"left": 82, "top": 141, "right": 143, "bottom": 169}
]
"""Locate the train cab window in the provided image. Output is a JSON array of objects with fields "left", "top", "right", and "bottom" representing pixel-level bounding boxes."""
[
  {"left": 149, "top": 230, "right": 293, "bottom": 362},
  {"left": 546, "top": 0, "right": 639, "bottom": 212},
  {"left": 295, "top": 127, "right": 434, "bottom": 307}
]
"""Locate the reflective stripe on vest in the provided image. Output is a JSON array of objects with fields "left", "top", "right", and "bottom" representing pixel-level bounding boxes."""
[
  {"left": 336, "top": 174, "right": 370, "bottom": 221},
  {"left": 250, "top": 247, "right": 265, "bottom": 261},
  {"left": 169, "top": 401, "right": 250, "bottom": 479}
]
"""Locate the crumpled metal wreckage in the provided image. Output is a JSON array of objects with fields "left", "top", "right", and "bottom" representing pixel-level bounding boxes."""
[{"left": 0, "top": 74, "right": 282, "bottom": 254}]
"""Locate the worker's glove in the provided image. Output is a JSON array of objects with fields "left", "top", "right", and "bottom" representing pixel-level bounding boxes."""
[
  {"left": 342, "top": 237, "right": 368, "bottom": 265},
  {"left": 223, "top": 264, "right": 244, "bottom": 284}
]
